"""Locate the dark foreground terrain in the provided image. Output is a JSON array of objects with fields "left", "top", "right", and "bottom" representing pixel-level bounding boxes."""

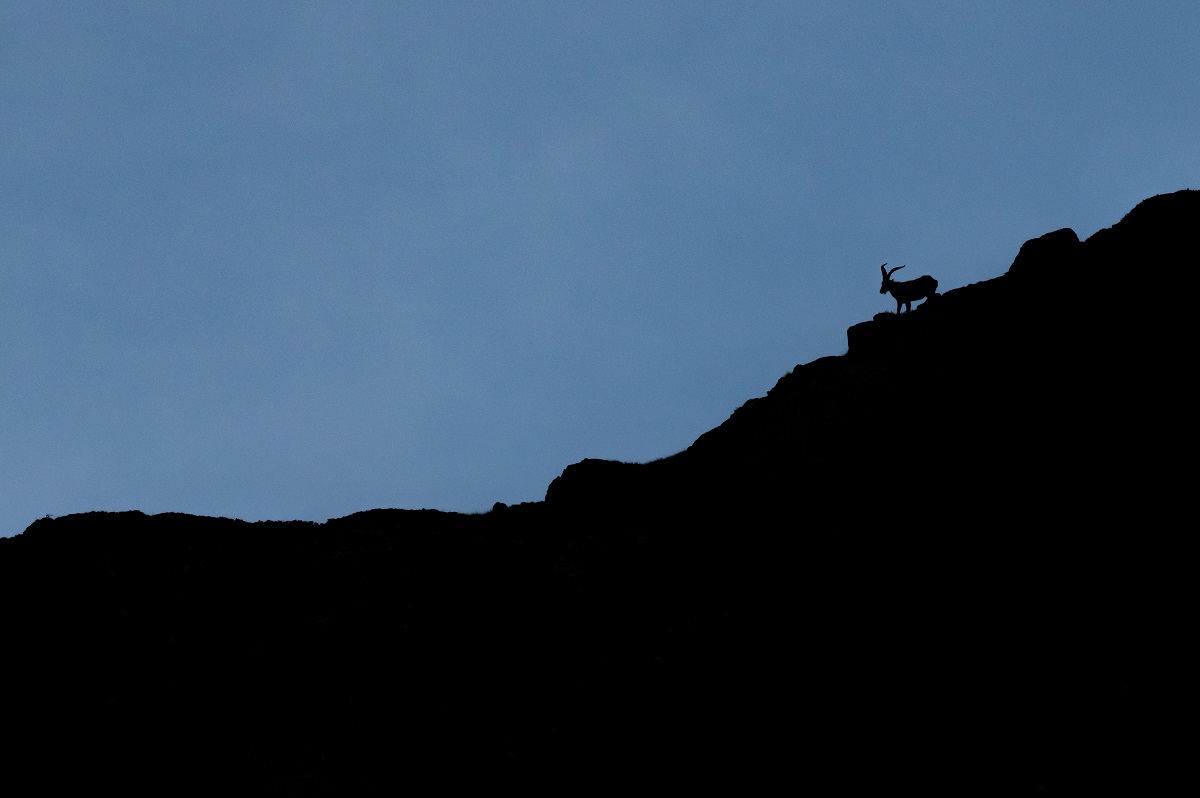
[{"left": 1, "top": 191, "right": 1194, "bottom": 793}]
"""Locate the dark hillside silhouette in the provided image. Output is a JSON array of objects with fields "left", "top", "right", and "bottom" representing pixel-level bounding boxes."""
[{"left": 1, "top": 190, "right": 1195, "bottom": 793}]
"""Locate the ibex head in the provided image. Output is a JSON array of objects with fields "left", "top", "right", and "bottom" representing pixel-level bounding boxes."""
[{"left": 879, "top": 263, "right": 905, "bottom": 294}]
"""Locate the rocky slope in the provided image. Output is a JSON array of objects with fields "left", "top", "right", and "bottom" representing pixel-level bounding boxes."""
[{"left": 1, "top": 190, "right": 1194, "bottom": 793}]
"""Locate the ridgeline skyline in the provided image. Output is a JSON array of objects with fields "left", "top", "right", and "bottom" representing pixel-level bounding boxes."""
[{"left": 3, "top": 3, "right": 1198, "bottom": 535}]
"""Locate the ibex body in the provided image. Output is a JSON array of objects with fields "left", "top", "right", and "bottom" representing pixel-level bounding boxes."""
[{"left": 880, "top": 263, "right": 938, "bottom": 313}]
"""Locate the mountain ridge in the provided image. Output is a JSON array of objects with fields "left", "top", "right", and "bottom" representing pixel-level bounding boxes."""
[
  {"left": 1, "top": 190, "right": 1194, "bottom": 792},
  {"left": 547, "top": 189, "right": 1193, "bottom": 527}
]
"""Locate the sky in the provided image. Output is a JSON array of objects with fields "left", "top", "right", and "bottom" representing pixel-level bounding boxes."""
[{"left": 2, "top": 2, "right": 1198, "bottom": 536}]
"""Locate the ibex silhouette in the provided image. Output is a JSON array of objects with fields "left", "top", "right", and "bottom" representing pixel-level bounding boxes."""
[{"left": 880, "top": 263, "right": 938, "bottom": 314}]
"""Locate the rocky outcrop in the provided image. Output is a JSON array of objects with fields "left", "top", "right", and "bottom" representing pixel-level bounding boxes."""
[{"left": 1006, "top": 226, "right": 1081, "bottom": 280}]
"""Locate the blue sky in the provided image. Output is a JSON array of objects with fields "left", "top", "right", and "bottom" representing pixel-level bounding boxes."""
[{"left": 2, "top": 2, "right": 1197, "bottom": 535}]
